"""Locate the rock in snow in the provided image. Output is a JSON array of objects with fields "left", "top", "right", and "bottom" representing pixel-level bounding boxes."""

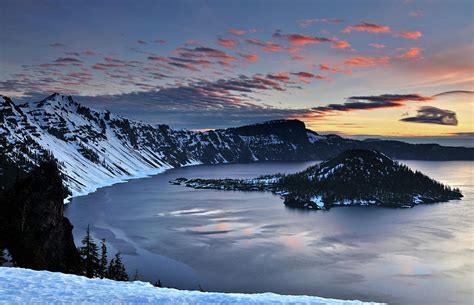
[{"left": 0, "top": 267, "right": 383, "bottom": 305}]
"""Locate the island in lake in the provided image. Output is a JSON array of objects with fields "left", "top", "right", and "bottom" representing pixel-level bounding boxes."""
[{"left": 170, "top": 149, "right": 463, "bottom": 210}]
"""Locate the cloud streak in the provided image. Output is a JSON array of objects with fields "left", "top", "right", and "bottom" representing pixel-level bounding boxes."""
[
  {"left": 342, "top": 22, "right": 391, "bottom": 33},
  {"left": 342, "top": 22, "right": 422, "bottom": 40},
  {"left": 295, "top": 93, "right": 433, "bottom": 119}
]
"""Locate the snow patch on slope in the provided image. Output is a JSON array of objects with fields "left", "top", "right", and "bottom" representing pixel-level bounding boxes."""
[{"left": 0, "top": 267, "right": 383, "bottom": 305}]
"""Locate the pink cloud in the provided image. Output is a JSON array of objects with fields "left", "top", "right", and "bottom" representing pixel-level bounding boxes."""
[
  {"left": 217, "top": 38, "right": 239, "bottom": 48},
  {"left": 239, "top": 53, "right": 259, "bottom": 62},
  {"left": 344, "top": 56, "right": 390, "bottom": 66},
  {"left": 393, "top": 31, "right": 423, "bottom": 40},
  {"left": 319, "top": 63, "right": 338, "bottom": 73},
  {"left": 246, "top": 38, "right": 300, "bottom": 53},
  {"left": 331, "top": 40, "right": 351, "bottom": 49},
  {"left": 397, "top": 47, "right": 423, "bottom": 59},
  {"left": 227, "top": 28, "right": 256, "bottom": 36},
  {"left": 342, "top": 22, "right": 391, "bottom": 33},
  {"left": 315, "top": 74, "right": 330, "bottom": 80},
  {"left": 291, "top": 55, "right": 305, "bottom": 60}
]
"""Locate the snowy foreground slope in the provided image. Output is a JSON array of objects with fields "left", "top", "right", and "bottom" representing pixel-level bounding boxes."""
[{"left": 0, "top": 268, "right": 382, "bottom": 305}]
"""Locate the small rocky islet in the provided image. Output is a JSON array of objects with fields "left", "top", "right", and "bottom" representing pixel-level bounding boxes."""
[{"left": 170, "top": 149, "right": 463, "bottom": 210}]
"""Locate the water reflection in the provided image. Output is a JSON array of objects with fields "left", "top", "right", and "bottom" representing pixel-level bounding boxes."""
[{"left": 65, "top": 161, "right": 474, "bottom": 305}]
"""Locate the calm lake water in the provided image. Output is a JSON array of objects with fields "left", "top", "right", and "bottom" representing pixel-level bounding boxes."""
[{"left": 65, "top": 161, "right": 474, "bottom": 305}]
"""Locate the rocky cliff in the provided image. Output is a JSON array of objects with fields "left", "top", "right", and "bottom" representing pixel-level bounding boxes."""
[{"left": 0, "top": 161, "right": 81, "bottom": 273}]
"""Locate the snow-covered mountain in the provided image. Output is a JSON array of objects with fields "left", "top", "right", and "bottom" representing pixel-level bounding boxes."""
[
  {"left": 1, "top": 93, "right": 473, "bottom": 199},
  {"left": 0, "top": 93, "right": 321, "bottom": 198}
]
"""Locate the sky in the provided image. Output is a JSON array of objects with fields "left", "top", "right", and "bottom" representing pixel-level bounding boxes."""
[{"left": 0, "top": 0, "right": 473, "bottom": 144}]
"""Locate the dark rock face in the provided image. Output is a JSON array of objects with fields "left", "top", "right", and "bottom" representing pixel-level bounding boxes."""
[
  {"left": 0, "top": 161, "right": 81, "bottom": 273},
  {"left": 229, "top": 120, "right": 309, "bottom": 145}
]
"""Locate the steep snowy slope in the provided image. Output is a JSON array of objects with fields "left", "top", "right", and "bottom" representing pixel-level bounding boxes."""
[
  {"left": 0, "top": 94, "right": 316, "bottom": 198},
  {"left": 0, "top": 267, "right": 383, "bottom": 304}
]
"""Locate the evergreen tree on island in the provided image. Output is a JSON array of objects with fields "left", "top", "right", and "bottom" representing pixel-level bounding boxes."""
[{"left": 78, "top": 225, "right": 100, "bottom": 278}]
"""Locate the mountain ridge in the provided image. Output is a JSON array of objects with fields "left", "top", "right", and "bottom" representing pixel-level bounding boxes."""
[{"left": 1, "top": 93, "right": 473, "bottom": 200}]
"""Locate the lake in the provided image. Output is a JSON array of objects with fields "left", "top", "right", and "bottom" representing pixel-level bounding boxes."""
[{"left": 65, "top": 161, "right": 474, "bottom": 305}]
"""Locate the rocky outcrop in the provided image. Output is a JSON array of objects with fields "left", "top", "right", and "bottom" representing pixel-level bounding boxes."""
[{"left": 0, "top": 161, "right": 81, "bottom": 273}]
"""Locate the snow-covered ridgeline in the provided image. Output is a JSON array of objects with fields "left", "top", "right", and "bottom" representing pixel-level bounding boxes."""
[
  {"left": 0, "top": 268, "right": 383, "bottom": 305},
  {"left": 1, "top": 94, "right": 183, "bottom": 200},
  {"left": 2, "top": 94, "right": 322, "bottom": 201}
]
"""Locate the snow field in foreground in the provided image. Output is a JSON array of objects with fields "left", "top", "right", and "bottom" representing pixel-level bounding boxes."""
[{"left": 0, "top": 267, "right": 384, "bottom": 305}]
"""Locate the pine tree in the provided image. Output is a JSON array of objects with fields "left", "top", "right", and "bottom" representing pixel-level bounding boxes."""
[
  {"left": 132, "top": 269, "right": 140, "bottom": 281},
  {"left": 153, "top": 279, "right": 162, "bottom": 287},
  {"left": 108, "top": 253, "right": 129, "bottom": 281},
  {"left": 98, "top": 239, "right": 108, "bottom": 279},
  {"left": 78, "top": 225, "right": 100, "bottom": 278}
]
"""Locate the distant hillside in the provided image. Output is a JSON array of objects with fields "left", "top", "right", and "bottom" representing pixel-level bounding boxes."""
[
  {"left": 172, "top": 149, "right": 462, "bottom": 209},
  {"left": 1, "top": 93, "right": 472, "bottom": 198}
]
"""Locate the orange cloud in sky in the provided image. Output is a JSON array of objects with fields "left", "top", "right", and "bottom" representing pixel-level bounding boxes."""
[
  {"left": 246, "top": 38, "right": 300, "bottom": 53},
  {"left": 342, "top": 22, "right": 391, "bottom": 33},
  {"left": 397, "top": 47, "right": 423, "bottom": 59},
  {"left": 239, "top": 53, "right": 259, "bottom": 62},
  {"left": 315, "top": 74, "right": 330, "bottom": 80},
  {"left": 291, "top": 55, "right": 305, "bottom": 60},
  {"left": 228, "top": 28, "right": 256, "bottom": 36},
  {"left": 344, "top": 56, "right": 390, "bottom": 66},
  {"left": 394, "top": 31, "right": 422, "bottom": 39},
  {"left": 319, "top": 63, "right": 338, "bottom": 72},
  {"left": 217, "top": 38, "right": 238, "bottom": 47},
  {"left": 331, "top": 40, "right": 351, "bottom": 49},
  {"left": 320, "top": 63, "right": 353, "bottom": 74}
]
